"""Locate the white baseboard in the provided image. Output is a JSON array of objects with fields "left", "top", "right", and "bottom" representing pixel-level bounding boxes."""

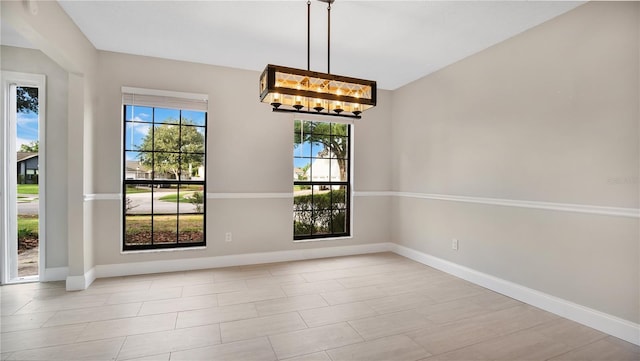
[
  {"left": 41, "top": 267, "right": 67, "bottom": 282},
  {"left": 66, "top": 267, "right": 96, "bottom": 291},
  {"left": 94, "top": 242, "right": 394, "bottom": 279},
  {"left": 391, "top": 244, "right": 640, "bottom": 346}
]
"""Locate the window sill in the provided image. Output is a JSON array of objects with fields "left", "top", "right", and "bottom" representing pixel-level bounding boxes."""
[
  {"left": 293, "top": 236, "right": 353, "bottom": 243},
  {"left": 121, "top": 246, "right": 207, "bottom": 255}
]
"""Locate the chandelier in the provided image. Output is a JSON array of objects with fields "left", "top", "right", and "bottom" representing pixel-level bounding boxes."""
[{"left": 259, "top": 0, "right": 377, "bottom": 119}]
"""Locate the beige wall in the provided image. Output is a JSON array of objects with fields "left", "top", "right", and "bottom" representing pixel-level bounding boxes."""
[
  {"left": 91, "top": 51, "right": 392, "bottom": 265},
  {"left": 391, "top": 1, "right": 639, "bottom": 323},
  {"left": 1, "top": 46, "right": 69, "bottom": 269}
]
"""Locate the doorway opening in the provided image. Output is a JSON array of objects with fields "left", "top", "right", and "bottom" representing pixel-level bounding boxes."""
[{"left": 1, "top": 72, "right": 46, "bottom": 284}]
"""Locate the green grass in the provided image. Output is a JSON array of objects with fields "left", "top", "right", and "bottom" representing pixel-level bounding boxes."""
[
  {"left": 125, "top": 185, "right": 152, "bottom": 194},
  {"left": 17, "top": 184, "right": 39, "bottom": 195},
  {"left": 125, "top": 214, "right": 203, "bottom": 233},
  {"left": 18, "top": 215, "right": 39, "bottom": 237},
  {"left": 158, "top": 192, "right": 201, "bottom": 203},
  {"left": 180, "top": 185, "right": 204, "bottom": 191},
  {"left": 125, "top": 185, "right": 202, "bottom": 194}
]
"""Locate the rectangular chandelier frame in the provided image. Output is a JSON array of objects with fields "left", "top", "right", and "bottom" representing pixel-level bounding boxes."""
[{"left": 259, "top": 64, "right": 377, "bottom": 119}]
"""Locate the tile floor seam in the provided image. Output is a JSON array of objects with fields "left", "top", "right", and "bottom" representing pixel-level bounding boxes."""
[
  {"left": 277, "top": 284, "right": 287, "bottom": 299},
  {"left": 318, "top": 292, "right": 331, "bottom": 306},
  {"left": 354, "top": 325, "right": 427, "bottom": 344},
  {"left": 436, "top": 302, "right": 538, "bottom": 336},
  {"left": 171, "top": 311, "right": 178, "bottom": 330},
  {"left": 71, "top": 321, "right": 91, "bottom": 344},
  {"left": 221, "top": 316, "right": 309, "bottom": 344},
  {"left": 135, "top": 302, "right": 144, "bottom": 316},
  {"left": 265, "top": 334, "right": 280, "bottom": 360},
  {"left": 119, "top": 324, "right": 220, "bottom": 360},
  {"left": 10, "top": 299, "right": 31, "bottom": 316},
  {"left": 358, "top": 333, "right": 435, "bottom": 360},
  {"left": 344, "top": 320, "right": 368, "bottom": 344},
  {"left": 440, "top": 324, "right": 578, "bottom": 360},
  {"left": 492, "top": 311, "right": 560, "bottom": 339},
  {"left": 400, "top": 325, "right": 500, "bottom": 357},
  {"left": 42, "top": 314, "right": 135, "bottom": 329},
  {"left": 7, "top": 335, "right": 125, "bottom": 358},
  {"left": 532, "top": 320, "right": 610, "bottom": 349},
  {"left": 37, "top": 310, "right": 58, "bottom": 329},
  {"left": 113, "top": 335, "right": 128, "bottom": 361},
  {"left": 0, "top": 337, "right": 82, "bottom": 354},
  {"left": 543, "top": 347, "right": 575, "bottom": 361},
  {"left": 541, "top": 339, "right": 586, "bottom": 361},
  {"left": 419, "top": 310, "right": 495, "bottom": 327},
  {"left": 267, "top": 267, "right": 279, "bottom": 277},
  {"left": 541, "top": 330, "right": 610, "bottom": 361},
  {"left": 117, "top": 351, "right": 167, "bottom": 361},
  {"left": 85, "top": 315, "right": 181, "bottom": 342},
  {"left": 165, "top": 343, "right": 211, "bottom": 361},
  {"left": 296, "top": 310, "right": 311, "bottom": 329}
]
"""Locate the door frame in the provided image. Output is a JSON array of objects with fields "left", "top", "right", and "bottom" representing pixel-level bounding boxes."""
[{"left": 1, "top": 71, "right": 46, "bottom": 284}]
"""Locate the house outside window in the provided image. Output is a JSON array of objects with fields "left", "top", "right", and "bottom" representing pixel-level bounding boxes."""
[
  {"left": 17, "top": 152, "right": 39, "bottom": 184},
  {"left": 122, "top": 88, "right": 207, "bottom": 251},
  {"left": 293, "top": 120, "right": 351, "bottom": 240}
]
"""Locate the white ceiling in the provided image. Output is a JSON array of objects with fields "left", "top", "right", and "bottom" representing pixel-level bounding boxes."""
[{"left": 5, "top": 1, "right": 584, "bottom": 90}]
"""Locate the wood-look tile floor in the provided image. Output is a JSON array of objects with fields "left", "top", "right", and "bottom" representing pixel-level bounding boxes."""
[{"left": 1, "top": 252, "right": 639, "bottom": 360}]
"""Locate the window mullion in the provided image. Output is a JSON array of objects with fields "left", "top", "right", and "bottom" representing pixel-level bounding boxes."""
[{"left": 150, "top": 109, "right": 155, "bottom": 246}]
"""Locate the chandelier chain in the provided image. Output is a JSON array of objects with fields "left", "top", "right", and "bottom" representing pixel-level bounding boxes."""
[
  {"left": 307, "top": 1, "right": 311, "bottom": 71},
  {"left": 327, "top": 2, "right": 331, "bottom": 74}
]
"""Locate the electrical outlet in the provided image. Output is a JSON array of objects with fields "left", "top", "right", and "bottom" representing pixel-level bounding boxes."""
[
  {"left": 225, "top": 232, "right": 232, "bottom": 242},
  {"left": 452, "top": 238, "right": 459, "bottom": 251}
]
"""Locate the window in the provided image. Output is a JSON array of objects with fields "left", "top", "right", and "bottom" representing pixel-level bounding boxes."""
[
  {"left": 293, "top": 120, "right": 350, "bottom": 240},
  {"left": 122, "top": 88, "right": 207, "bottom": 251},
  {"left": 1, "top": 72, "right": 46, "bottom": 283}
]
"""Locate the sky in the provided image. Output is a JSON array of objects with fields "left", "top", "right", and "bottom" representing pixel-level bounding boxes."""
[
  {"left": 294, "top": 141, "right": 322, "bottom": 168},
  {"left": 124, "top": 106, "right": 206, "bottom": 161},
  {"left": 16, "top": 110, "right": 38, "bottom": 151}
]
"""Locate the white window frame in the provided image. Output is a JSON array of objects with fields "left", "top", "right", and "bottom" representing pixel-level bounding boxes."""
[
  {"left": 120, "top": 87, "right": 208, "bottom": 252},
  {"left": 1, "top": 71, "right": 46, "bottom": 284}
]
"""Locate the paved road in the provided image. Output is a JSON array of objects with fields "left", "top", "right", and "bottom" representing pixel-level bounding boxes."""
[
  {"left": 17, "top": 191, "right": 201, "bottom": 215},
  {"left": 125, "top": 191, "right": 200, "bottom": 214},
  {"left": 17, "top": 196, "right": 39, "bottom": 215}
]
